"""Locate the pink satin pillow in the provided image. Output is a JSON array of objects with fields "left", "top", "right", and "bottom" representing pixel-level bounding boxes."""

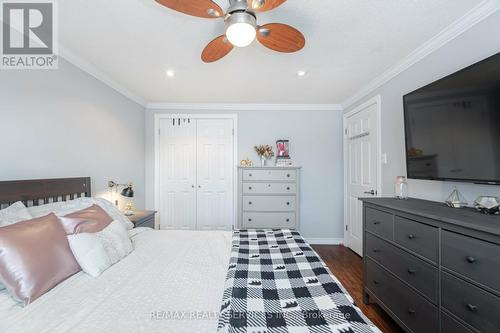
[
  {"left": 60, "top": 204, "right": 113, "bottom": 234},
  {"left": 0, "top": 213, "right": 80, "bottom": 305}
]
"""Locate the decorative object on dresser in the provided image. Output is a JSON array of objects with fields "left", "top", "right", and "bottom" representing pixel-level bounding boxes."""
[
  {"left": 127, "top": 210, "right": 157, "bottom": 229},
  {"left": 238, "top": 167, "right": 300, "bottom": 230},
  {"left": 108, "top": 180, "right": 134, "bottom": 215},
  {"left": 445, "top": 188, "right": 468, "bottom": 209},
  {"left": 394, "top": 176, "right": 408, "bottom": 199},
  {"left": 474, "top": 196, "right": 500, "bottom": 215},
  {"left": 254, "top": 144, "right": 274, "bottom": 167},
  {"left": 361, "top": 197, "right": 500, "bottom": 333},
  {"left": 240, "top": 158, "right": 253, "bottom": 167},
  {"left": 276, "top": 139, "right": 293, "bottom": 166}
]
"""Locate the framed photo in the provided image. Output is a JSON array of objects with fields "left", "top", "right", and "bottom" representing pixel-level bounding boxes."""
[{"left": 276, "top": 140, "right": 289, "bottom": 158}]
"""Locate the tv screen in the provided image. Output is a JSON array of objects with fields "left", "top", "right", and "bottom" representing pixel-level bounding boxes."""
[{"left": 403, "top": 52, "right": 500, "bottom": 185}]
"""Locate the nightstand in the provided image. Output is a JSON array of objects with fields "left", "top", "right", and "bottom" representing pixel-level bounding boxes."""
[{"left": 127, "top": 210, "right": 157, "bottom": 229}]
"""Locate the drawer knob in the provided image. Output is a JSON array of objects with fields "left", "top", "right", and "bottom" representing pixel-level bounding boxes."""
[
  {"left": 407, "top": 268, "right": 417, "bottom": 274},
  {"left": 407, "top": 234, "right": 416, "bottom": 240},
  {"left": 249, "top": 173, "right": 252, "bottom": 177},
  {"left": 248, "top": 186, "right": 252, "bottom": 190},
  {"left": 466, "top": 256, "right": 477, "bottom": 264},
  {"left": 408, "top": 309, "right": 416, "bottom": 315},
  {"left": 286, "top": 202, "right": 290, "bottom": 206},
  {"left": 466, "top": 304, "right": 478, "bottom": 312},
  {"left": 287, "top": 174, "right": 290, "bottom": 177},
  {"left": 286, "top": 218, "right": 290, "bottom": 222},
  {"left": 373, "top": 280, "right": 380, "bottom": 285},
  {"left": 373, "top": 221, "right": 381, "bottom": 225},
  {"left": 372, "top": 248, "right": 381, "bottom": 253},
  {"left": 248, "top": 218, "right": 252, "bottom": 222},
  {"left": 286, "top": 187, "right": 290, "bottom": 190},
  {"left": 249, "top": 202, "right": 252, "bottom": 205}
]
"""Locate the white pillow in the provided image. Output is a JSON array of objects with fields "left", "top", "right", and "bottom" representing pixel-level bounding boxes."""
[
  {"left": 67, "top": 220, "right": 133, "bottom": 277},
  {"left": 28, "top": 197, "right": 134, "bottom": 231},
  {"left": 27, "top": 198, "right": 94, "bottom": 218},
  {"left": 0, "top": 201, "right": 32, "bottom": 228}
]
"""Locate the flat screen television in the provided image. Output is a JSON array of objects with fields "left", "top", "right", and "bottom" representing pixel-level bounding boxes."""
[{"left": 403, "top": 52, "right": 500, "bottom": 185}]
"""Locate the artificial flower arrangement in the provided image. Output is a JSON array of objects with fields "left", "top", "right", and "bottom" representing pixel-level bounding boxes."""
[{"left": 254, "top": 145, "right": 274, "bottom": 166}]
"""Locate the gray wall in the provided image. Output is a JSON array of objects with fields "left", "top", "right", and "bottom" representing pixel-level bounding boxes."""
[
  {"left": 345, "top": 11, "right": 500, "bottom": 203},
  {"left": 145, "top": 108, "right": 344, "bottom": 241},
  {"left": 0, "top": 59, "right": 146, "bottom": 209}
]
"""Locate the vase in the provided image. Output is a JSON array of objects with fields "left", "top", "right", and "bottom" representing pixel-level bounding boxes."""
[{"left": 260, "top": 156, "right": 266, "bottom": 167}]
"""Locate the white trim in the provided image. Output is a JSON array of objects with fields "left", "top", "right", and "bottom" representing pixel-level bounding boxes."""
[
  {"left": 59, "top": 45, "right": 147, "bottom": 107},
  {"left": 343, "top": 95, "right": 382, "bottom": 249},
  {"left": 153, "top": 113, "right": 239, "bottom": 230},
  {"left": 147, "top": 103, "right": 343, "bottom": 111},
  {"left": 306, "top": 238, "right": 344, "bottom": 245},
  {"left": 341, "top": 0, "right": 500, "bottom": 110}
]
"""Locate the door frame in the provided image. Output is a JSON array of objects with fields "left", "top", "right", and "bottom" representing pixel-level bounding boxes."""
[
  {"left": 154, "top": 113, "right": 239, "bottom": 230},
  {"left": 343, "top": 95, "right": 382, "bottom": 248}
]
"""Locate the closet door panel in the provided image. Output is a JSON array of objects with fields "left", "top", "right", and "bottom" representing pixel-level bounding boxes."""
[
  {"left": 196, "top": 119, "right": 234, "bottom": 230},
  {"left": 159, "top": 119, "right": 197, "bottom": 230}
]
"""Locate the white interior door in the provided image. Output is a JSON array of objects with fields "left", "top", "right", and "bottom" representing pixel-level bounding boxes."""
[
  {"left": 345, "top": 99, "right": 379, "bottom": 256},
  {"left": 196, "top": 119, "right": 234, "bottom": 230},
  {"left": 159, "top": 119, "right": 197, "bottom": 230}
]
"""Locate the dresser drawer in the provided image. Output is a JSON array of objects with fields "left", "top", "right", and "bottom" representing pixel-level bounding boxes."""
[
  {"left": 394, "top": 216, "right": 438, "bottom": 262},
  {"left": 243, "top": 182, "right": 296, "bottom": 195},
  {"left": 365, "top": 207, "right": 394, "bottom": 240},
  {"left": 242, "top": 212, "right": 295, "bottom": 229},
  {"left": 442, "top": 230, "right": 500, "bottom": 293},
  {"left": 243, "top": 169, "right": 296, "bottom": 181},
  {"left": 442, "top": 272, "right": 500, "bottom": 333},
  {"left": 243, "top": 196, "right": 296, "bottom": 211},
  {"left": 365, "top": 233, "right": 438, "bottom": 303},
  {"left": 366, "top": 258, "right": 438, "bottom": 333},
  {"left": 441, "top": 312, "right": 476, "bottom": 333}
]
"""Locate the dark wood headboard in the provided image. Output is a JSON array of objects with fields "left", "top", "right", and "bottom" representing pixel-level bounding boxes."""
[{"left": 0, "top": 177, "right": 91, "bottom": 208}]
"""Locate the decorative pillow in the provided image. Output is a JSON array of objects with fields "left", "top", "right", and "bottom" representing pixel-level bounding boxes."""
[
  {"left": 0, "top": 213, "right": 80, "bottom": 305},
  {"left": 67, "top": 220, "right": 133, "bottom": 277},
  {"left": 93, "top": 198, "right": 134, "bottom": 231},
  {"left": 28, "top": 197, "right": 134, "bottom": 231},
  {"left": 0, "top": 201, "right": 32, "bottom": 228},
  {"left": 60, "top": 204, "right": 113, "bottom": 234}
]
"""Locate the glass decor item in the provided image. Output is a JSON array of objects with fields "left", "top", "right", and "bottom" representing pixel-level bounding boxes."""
[
  {"left": 445, "top": 188, "right": 468, "bottom": 208},
  {"left": 474, "top": 196, "right": 500, "bottom": 215},
  {"left": 394, "top": 176, "right": 408, "bottom": 199}
]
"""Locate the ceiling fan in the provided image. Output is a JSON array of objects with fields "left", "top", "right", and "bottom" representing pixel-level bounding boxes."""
[{"left": 155, "top": 0, "right": 305, "bottom": 63}]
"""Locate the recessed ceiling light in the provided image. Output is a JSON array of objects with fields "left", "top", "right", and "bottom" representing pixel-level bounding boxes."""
[
  {"left": 297, "top": 70, "right": 307, "bottom": 77},
  {"left": 166, "top": 69, "right": 175, "bottom": 78}
]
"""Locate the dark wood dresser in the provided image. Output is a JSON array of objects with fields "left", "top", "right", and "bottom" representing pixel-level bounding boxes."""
[{"left": 361, "top": 197, "right": 500, "bottom": 333}]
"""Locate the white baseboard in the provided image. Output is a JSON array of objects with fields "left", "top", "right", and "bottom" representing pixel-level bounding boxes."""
[{"left": 306, "top": 238, "right": 344, "bottom": 245}]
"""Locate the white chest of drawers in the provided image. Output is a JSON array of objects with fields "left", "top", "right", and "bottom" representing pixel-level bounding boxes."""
[{"left": 238, "top": 166, "right": 301, "bottom": 230}]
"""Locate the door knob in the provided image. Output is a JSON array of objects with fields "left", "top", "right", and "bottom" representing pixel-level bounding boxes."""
[{"left": 363, "top": 190, "right": 376, "bottom": 195}]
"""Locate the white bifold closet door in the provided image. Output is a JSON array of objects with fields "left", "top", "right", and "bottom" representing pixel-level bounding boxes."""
[{"left": 158, "top": 118, "right": 234, "bottom": 230}]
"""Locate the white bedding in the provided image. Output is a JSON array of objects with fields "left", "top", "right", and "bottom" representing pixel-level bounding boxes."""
[{"left": 0, "top": 229, "right": 232, "bottom": 333}]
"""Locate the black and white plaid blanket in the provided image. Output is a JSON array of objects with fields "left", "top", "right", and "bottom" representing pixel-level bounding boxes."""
[{"left": 217, "top": 229, "right": 381, "bottom": 333}]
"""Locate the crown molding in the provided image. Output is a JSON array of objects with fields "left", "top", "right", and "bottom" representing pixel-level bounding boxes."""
[
  {"left": 146, "top": 103, "right": 343, "bottom": 111},
  {"left": 342, "top": 0, "right": 500, "bottom": 110},
  {"left": 59, "top": 45, "right": 147, "bottom": 107}
]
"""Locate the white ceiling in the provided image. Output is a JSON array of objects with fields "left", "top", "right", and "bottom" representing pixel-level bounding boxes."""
[{"left": 59, "top": 0, "right": 483, "bottom": 105}]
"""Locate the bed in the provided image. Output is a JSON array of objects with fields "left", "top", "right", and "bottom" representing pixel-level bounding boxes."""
[{"left": 0, "top": 178, "right": 380, "bottom": 333}]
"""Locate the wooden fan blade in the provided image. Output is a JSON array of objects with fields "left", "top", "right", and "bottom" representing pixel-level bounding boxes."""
[
  {"left": 250, "top": 0, "right": 287, "bottom": 12},
  {"left": 155, "top": 0, "right": 223, "bottom": 18},
  {"left": 257, "top": 23, "right": 305, "bottom": 53},
  {"left": 201, "top": 35, "right": 234, "bottom": 63}
]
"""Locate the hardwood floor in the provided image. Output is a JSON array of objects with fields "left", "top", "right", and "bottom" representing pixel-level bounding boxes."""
[{"left": 312, "top": 245, "right": 405, "bottom": 333}]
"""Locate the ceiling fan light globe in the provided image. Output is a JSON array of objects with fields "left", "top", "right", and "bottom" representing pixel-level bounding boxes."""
[{"left": 226, "top": 22, "right": 256, "bottom": 47}]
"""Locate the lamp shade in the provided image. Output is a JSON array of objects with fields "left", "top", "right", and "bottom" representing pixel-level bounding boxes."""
[{"left": 120, "top": 186, "right": 134, "bottom": 198}]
